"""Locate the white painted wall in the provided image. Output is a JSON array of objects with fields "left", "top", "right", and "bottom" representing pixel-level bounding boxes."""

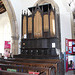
[
  {"left": 9, "top": 0, "right": 72, "bottom": 54},
  {"left": 0, "top": 12, "right": 11, "bottom": 55},
  {"left": 60, "top": 12, "right": 72, "bottom": 52},
  {"left": 54, "top": 0, "right": 72, "bottom": 53}
]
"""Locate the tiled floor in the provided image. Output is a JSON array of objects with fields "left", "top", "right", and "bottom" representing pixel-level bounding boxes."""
[{"left": 65, "top": 71, "right": 75, "bottom": 75}]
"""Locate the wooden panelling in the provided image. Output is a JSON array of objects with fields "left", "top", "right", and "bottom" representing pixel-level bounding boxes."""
[
  {"left": 28, "top": 17, "right": 32, "bottom": 33},
  {"left": 50, "top": 11, "right": 55, "bottom": 37},
  {"left": 23, "top": 16, "right": 26, "bottom": 37},
  {"left": 34, "top": 11, "right": 42, "bottom": 38},
  {"left": 44, "top": 14, "right": 49, "bottom": 32}
]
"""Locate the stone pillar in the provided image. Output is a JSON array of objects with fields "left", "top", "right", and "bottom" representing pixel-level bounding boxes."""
[
  {"left": 2, "top": 0, "right": 19, "bottom": 56},
  {"left": 11, "top": 36, "right": 19, "bottom": 56}
]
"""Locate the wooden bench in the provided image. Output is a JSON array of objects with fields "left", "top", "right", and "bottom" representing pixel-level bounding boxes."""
[
  {"left": 0, "top": 58, "right": 64, "bottom": 75},
  {"left": 0, "top": 63, "right": 55, "bottom": 75},
  {"left": 6, "top": 58, "right": 60, "bottom": 63},
  {"left": 0, "top": 59, "right": 56, "bottom": 75},
  {"left": 0, "top": 60, "right": 57, "bottom": 69},
  {"left": 0, "top": 70, "right": 32, "bottom": 75},
  {"left": 6, "top": 58, "right": 64, "bottom": 75}
]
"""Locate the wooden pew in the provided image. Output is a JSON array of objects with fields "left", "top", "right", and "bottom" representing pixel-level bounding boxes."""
[
  {"left": 6, "top": 58, "right": 64, "bottom": 75},
  {"left": 7, "top": 58, "right": 60, "bottom": 63},
  {"left": 0, "top": 60, "right": 56, "bottom": 75},
  {"left": 0, "top": 58, "right": 64, "bottom": 75},
  {"left": 0, "top": 60, "right": 57, "bottom": 70},
  {"left": 0, "top": 70, "right": 31, "bottom": 75},
  {"left": 0, "top": 64, "right": 55, "bottom": 75}
]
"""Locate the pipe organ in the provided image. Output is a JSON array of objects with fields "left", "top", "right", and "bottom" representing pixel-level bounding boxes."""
[{"left": 17, "top": 4, "right": 61, "bottom": 59}]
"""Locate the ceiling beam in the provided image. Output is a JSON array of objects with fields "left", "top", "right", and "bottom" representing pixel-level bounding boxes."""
[{"left": 0, "top": 0, "right": 6, "bottom": 14}]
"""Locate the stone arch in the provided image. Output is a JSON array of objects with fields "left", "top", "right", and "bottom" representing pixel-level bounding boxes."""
[
  {"left": 34, "top": 0, "right": 59, "bottom": 13},
  {"left": 2, "top": 0, "right": 19, "bottom": 56}
]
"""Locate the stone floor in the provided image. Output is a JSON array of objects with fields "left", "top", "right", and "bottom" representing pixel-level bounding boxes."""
[{"left": 65, "top": 71, "right": 75, "bottom": 75}]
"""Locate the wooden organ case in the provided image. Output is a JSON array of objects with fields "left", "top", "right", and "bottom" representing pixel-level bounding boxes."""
[{"left": 19, "top": 4, "right": 61, "bottom": 59}]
